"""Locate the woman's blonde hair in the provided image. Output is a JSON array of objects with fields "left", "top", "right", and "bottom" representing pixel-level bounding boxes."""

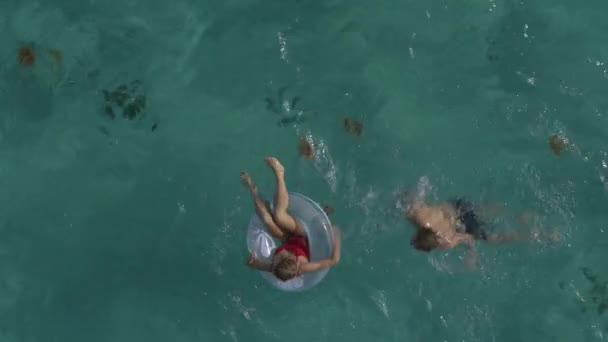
[{"left": 273, "top": 257, "right": 298, "bottom": 281}]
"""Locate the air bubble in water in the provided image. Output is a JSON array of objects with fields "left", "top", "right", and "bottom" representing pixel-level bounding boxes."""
[{"left": 170, "top": 202, "right": 186, "bottom": 231}]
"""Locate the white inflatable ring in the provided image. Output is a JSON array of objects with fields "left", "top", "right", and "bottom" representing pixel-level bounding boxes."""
[{"left": 246, "top": 192, "right": 334, "bottom": 292}]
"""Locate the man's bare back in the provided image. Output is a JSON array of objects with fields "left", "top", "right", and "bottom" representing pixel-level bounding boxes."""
[{"left": 407, "top": 202, "right": 475, "bottom": 250}]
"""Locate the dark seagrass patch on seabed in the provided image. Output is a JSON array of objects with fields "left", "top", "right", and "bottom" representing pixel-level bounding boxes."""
[
  {"left": 322, "top": 205, "right": 335, "bottom": 215},
  {"left": 297, "top": 136, "right": 315, "bottom": 160},
  {"left": 343, "top": 117, "right": 363, "bottom": 136},
  {"left": 101, "top": 80, "right": 147, "bottom": 121},
  {"left": 98, "top": 79, "right": 159, "bottom": 138},
  {"left": 549, "top": 134, "right": 568, "bottom": 155},
  {"left": 265, "top": 86, "right": 316, "bottom": 127},
  {"left": 581, "top": 267, "right": 608, "bottom": 315},
  {"left": 561, "top": 267, "right": 608, "bottom": 316}
]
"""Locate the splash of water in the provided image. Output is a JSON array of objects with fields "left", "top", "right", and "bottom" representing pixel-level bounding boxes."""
[
  {"left": 170, "top": 202, "right": 186, "bottom": 232},
  {"left": 296, "top": 129, "right": 339, "bottom": 192}
]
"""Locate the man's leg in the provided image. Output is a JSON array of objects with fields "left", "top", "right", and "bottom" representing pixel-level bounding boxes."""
[
  {"left": 241, "top": 172, "right": 286, "bottom": 241},
  {"left": 265, "top": 157, "right": 305, "bottom": 236},
  {"left": 487, "top": 230, "right": 561, "bottom": 243}
]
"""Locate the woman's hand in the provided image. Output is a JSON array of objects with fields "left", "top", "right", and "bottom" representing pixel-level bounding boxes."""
[
  {"left": 331, "top": 225, "right": 342, "bottom": 264},
  {"left": 245, "top": 253, "right": 256, "bottom": 267},
  {"left": 245, "top": 252, "right": 272, "bottom": 272}
]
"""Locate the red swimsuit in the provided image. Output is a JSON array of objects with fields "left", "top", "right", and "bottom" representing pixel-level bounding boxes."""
[{"left": 274, "top": 235, "right": 310, "bottom": 259}]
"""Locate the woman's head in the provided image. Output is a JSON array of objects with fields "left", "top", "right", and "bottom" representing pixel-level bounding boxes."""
[
  {"left": 410, "top": 228, "right": 439, "bottom": 252},
  {"left": 273, "top": 255, "right": 298, "bottom": 281}
]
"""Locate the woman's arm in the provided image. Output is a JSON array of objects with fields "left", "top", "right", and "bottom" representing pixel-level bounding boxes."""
[
  {"left": 246, "top": 253, "right": 272, "bottom": 272},
  {"left": 300, "top": 226, "right": 341, "bottom": 274}
]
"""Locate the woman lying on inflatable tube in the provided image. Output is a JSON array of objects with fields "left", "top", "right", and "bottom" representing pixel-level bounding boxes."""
[{"left": 241, "top": 157, "right": 341, "bottom": 282}]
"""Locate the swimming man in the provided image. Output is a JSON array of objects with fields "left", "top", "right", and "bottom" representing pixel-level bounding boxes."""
[{"left": 402, "top": 177, "right": 560, "bottom": 266}]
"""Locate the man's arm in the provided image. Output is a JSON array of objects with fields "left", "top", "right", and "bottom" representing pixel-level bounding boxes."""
[
  {"left": 487, "top": 230, "right": 561, "bottom": 243},
  {"left": 452, "top": 233, "right": 477, "bottom": 269},
  {"left": 300, "top": 226, "right": 341, "bottom": 274},
  {"left": 410, "top": 176, "right": 431, "bottom": 208}
]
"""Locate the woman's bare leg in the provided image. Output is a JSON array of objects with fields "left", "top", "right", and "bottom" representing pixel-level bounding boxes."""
[
  {"left": 264, "top": 157, "right": 305, "bottom": 236},
  {"left": 241, "top": 172, "right": 285, "bottom": 241}
]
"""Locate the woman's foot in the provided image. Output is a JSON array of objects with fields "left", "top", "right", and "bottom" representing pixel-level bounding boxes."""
[
  {"left": 264, "top": 157, "right": 285, "bottom": 174},
  {"left": 240, "top": 172, "right": 257, "bottom": 195}
]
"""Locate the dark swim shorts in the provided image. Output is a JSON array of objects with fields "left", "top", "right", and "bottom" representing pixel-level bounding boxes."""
[{"left": 449, "top": 198, "right": 488, "bottom": 241}]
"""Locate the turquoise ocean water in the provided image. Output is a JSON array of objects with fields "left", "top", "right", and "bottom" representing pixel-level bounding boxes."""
[{"left": 1, "top": 0, "right": 608, "bottom": 341}]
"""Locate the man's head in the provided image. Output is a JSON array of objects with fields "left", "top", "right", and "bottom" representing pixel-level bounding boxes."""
[
  {"left": 410, "top": 228, "right": 439, "bottom": 252},
  {"left": 273, "top": 256, "right": 298, "bottom": 281}
]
